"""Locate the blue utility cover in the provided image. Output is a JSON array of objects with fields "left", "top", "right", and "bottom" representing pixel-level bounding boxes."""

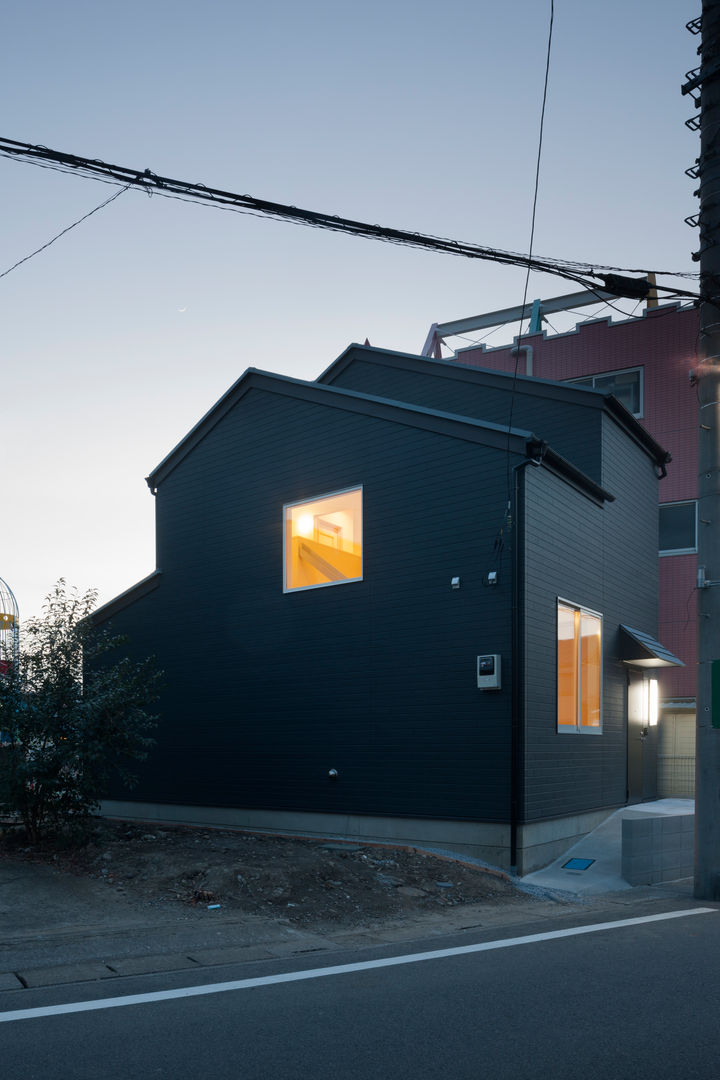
[{"left": 562, "top": 858, "right": 595, "bottom": 871}]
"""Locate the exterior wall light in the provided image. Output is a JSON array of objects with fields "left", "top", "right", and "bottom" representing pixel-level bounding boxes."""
[{"left": 648, "top": 678, "right": 659, "bottom": 727}]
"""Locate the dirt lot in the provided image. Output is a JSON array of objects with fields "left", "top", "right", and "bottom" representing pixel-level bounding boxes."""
[{"left": 1, "top": 820, "right": 543, "bottom": 932}]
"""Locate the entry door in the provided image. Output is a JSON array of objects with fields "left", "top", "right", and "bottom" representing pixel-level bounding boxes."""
[{"left": 627, "top": 669, "right": 658, "bottom": 803}]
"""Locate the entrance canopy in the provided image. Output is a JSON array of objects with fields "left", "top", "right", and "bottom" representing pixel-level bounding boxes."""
[{"left": 618, "top": 625, "right": 684, "bottom": 668}]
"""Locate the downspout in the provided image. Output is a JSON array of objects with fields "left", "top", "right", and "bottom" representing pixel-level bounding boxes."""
[
  {"left": 511, "top": 344, "right": 534, "bottom": 376},
  {"left": 509, "top": 444, "right": 546, "bottom": 870}
]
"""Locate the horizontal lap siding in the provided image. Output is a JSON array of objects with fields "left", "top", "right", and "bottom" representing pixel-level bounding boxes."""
[
  {"left": 111, "top": 387, "right": 517, "bottom": 822},
  {"left": 329, "top": 358, "right": 603, "bottom": 482},
  {"left": 454, "top": 307, "right": 698, "bottom": 708},
  {"left": 522, "top": 417, "right": 659, "bottom": 821}
]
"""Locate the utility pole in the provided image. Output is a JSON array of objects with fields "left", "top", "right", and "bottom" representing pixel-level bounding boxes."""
[{"left": 689, "top": 0, "right": 720, "bottom": 899}]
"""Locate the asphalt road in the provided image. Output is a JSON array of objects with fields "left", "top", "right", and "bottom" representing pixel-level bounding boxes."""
[{"left": 2, "top": 903, "right": 719, "bottom": 1079}]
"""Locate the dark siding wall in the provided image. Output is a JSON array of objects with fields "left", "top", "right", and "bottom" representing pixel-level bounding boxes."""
[
  {"left": 107, "top": 387, "right": 518, "bottom": 823},
  {"left": 329, "top": 358, "right": 603, "bottom": 482},
  {"left": 453, "top": 310, "right": 697, "bottom": 704},
  {"left": 522, "top": 416, "right": 659, "bottom": 821}
]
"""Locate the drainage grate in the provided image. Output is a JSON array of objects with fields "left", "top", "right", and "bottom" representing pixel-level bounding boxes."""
[{"left": 562, "top": 858, "right": 595, "bottom": 871}]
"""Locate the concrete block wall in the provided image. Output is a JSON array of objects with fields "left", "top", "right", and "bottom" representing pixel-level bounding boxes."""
[{"left": 621, "top": 813, "right": 694, "bottom": 885}]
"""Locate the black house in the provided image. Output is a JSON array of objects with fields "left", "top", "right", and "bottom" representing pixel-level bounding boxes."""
[{"left": 96, "top": 345, "right": 682, "bottom": 873}]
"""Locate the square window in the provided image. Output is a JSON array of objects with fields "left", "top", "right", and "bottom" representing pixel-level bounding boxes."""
[
  {"left": 557, "top": 600, "right": 602, "bottom": 733},
  {"left": 284, "top": 488, "right": 362, "bottom": 591},
  {"left": 659, "top": 501, "right": 697, "bottom": 555}
]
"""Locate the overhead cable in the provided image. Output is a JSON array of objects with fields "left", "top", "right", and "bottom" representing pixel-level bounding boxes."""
[
  {"left": 0, "top": 185, "right": 129, "bottom": 281},
  {"left": 0, "top": 136, "right": 699, "bottom": 299},
  {"left": 506, "top": 0, "right": 556, "bottom": 503}
]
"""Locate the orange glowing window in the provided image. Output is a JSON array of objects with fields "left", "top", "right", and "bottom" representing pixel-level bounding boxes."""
[
  {"left": 557, "top": 605, "right": 578, "bottom": 729},
  {"left": 284, "top": 488, "right": 363, "bottom": 592},
  {"left": 557, "top": 601, "right": 602, "bottom": 733}
]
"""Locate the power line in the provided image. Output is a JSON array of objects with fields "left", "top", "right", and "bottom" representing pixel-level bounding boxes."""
[
  {"left": 506, "top": 0, "right": 555, "bottom": 504},
  {"left": 0, "top": 136, "right": 699, "bottom": 299},
  {"left": 0, "top": 185, "right": 129, "bottom": 281},
  {"left": 502, "top": 0, "right": 555, "bottom": 873}
]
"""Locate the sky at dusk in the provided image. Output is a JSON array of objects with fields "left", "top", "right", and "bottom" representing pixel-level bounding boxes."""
[{"left": 1, "top": 0, "right": 700, "bottom": 619}]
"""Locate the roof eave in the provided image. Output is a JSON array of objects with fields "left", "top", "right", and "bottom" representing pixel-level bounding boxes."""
[{"left": 146, "top": 369, "right": 535, "bottom": 490}]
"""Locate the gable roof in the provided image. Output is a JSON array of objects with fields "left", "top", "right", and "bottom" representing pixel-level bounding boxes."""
[
  {"left": 318, "top": 343, "right": 671, "bottom": 472},
  {"left": 146, "top": 368, "right": 535, "bottom": 491},
  {"left": 144, "top": 367, "right": 613, "bottom": 506}
]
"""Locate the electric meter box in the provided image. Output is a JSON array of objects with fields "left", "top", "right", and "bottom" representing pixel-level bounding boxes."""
[{"left": 477, "top": 654, "right": 501, "bottom": 689}]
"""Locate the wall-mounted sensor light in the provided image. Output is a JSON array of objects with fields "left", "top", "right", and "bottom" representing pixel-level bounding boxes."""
[
  {"left": 486, "top": 571, "right": 498, "bottom": 586},
  {"left": 451, "top": 577, "right": 461, "bottom": 589},
  {"left": 648, "top": 679, "right": 659, "bottom": 727},
  {"left": 328, "top": 769, "right": 338, "bottom": 779}
]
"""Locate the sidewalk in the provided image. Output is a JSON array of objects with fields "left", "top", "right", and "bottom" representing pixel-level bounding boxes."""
[
  {"left": 0, "top": 863, "right": 696, "bottom": 993},
  {"left": 0, "top": 808, "right": 702, "bottom": 993},
  {"left": 522, "top": 798, "right": 696, "bottom": 897}
]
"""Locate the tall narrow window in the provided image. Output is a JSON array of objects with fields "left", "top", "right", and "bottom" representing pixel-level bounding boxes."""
[
  {"left": 557, "top": 601, "right": 602, "bottom": 733},
  {"left": 284, "top": 487, "right": 363, "bottom": 591},
  {"left": 659, "top": 500, "right": 697, "bottom": 555}
]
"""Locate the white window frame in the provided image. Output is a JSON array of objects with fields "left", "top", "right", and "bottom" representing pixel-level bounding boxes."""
[
  {"left": 283, "top": 486, "right": 363, "bottom": 593},
  {"left": 565, "top": 366, "right": 644, "bottom": 419},
  {"left": 557, "top": 598, "right": 603, "bottom": 735},
  {"left": 659, "top": 500, "right": 698, "bottom": 556}
]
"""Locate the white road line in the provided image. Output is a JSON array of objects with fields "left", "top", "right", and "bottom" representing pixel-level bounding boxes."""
[{"left": 0, "top": 907, "right": 715, "bottom": 1024}]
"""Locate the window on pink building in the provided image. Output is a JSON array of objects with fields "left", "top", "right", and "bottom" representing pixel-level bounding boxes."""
[
  {"left": 567, "top": 367, "right": 643, "bottom": 418},
  {"left": 659, "top": 501, "right": 697, "bottom": 555}
]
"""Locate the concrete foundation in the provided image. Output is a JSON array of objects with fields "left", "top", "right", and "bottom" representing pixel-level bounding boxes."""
[
  {"left": 515, "top": 807, "right": 619, "bottom": 875},
  {"left": 101, "top": 801, "right": 627, "bottom": 875},
  {"left": 101, "top": 801, "right": 512, "bottom": 867}
]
